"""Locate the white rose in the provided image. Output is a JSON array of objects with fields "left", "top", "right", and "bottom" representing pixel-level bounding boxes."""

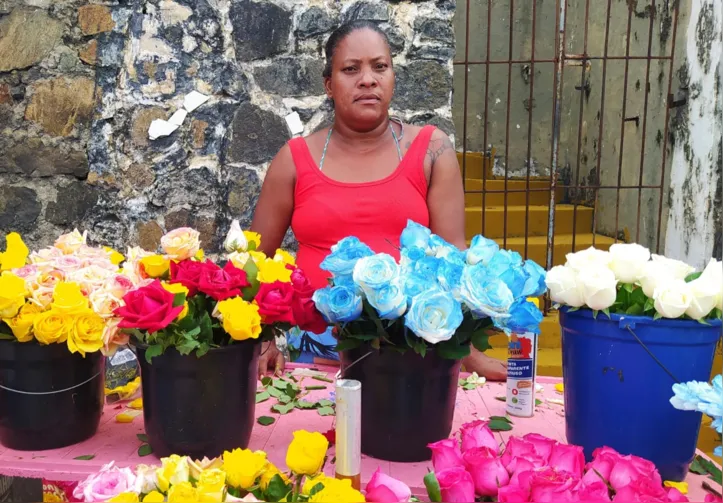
[
  {"left": 577, "top": 266, "right": 617, "bottom": 310},
  {"left": 638, "top": 261, "right": 674, "bottom": 298},
  {"left": 565, "top": 246, "right": 612, "bottom": 272},
  {"left": 545, "top": 265, "right": 584, "bottom": 307},
  {"left": 685, "top": 277, "right": 719, "bottom": 320},
  {"left": 223, "top": 219, "right": 248, "bottom": 253},
  {"left": 608, "top": 243, "right": 651, "bottom": 283},
  {"left": 650, "top": 254, "right": 695, "bottom": 280},
  {"left": 653, "top": 280, "right": 692, "bottom": 319},
  {"left": 700, "top": 258, "right": 723, "bottom": 311}
]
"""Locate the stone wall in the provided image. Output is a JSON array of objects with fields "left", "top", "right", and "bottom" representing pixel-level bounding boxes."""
[{"left": 0, "top": 0, "right": 455, "bottom": 253}]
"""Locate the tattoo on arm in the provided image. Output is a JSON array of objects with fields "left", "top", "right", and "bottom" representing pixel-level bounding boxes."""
[{"left": 426, "top": 135, "right": 455, "bottom": 165}]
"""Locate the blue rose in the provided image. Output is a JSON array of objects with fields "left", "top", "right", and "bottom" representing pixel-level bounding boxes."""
[
  {"left": 367, "top": 278, "right": 408, "bottom": 320},
  {"left": 413, "top": 255, "right": 442, "bottom": 281},
  {"left": 400, "top": 220, "right": 432, "bottom": 250},
  {"left": 493, "top": 298, "right": 544, "bottom": 334},
  {"left": 404, "top": 289, "right": 463, "bottom": 344},
  {"left": 320, "top": 236, "right": 374, "bottom": 281},
  {"left": 521, "top": 260, "right": 547, "bottom": 297},
  {"left": 487, "top": 250, "right": 529, "bottom": 299},
  {"left": 400, "top": 245, "right": 427, "bottom": 270},
  {"left": 402, "top": 271, "right": 435, "bottom": 299},
  {"left": 437, "top": 258, "right": 464, "bottom": 298},
  {"left": 459, "top": 264, "right": 514, "bottom": 317},
  {"left": 467, "top": 235, "right": 500, "bottom": 266},
  {"left": 352, "top": 253, "right": 399, "bottom": 296},
  {"left": 312, "top": 285, "right": 362, "bottom": 323}
]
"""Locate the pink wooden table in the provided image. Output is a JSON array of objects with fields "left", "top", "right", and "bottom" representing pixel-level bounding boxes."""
[{"left": 0, "top": 365, "right": 719, "bottom": 501}]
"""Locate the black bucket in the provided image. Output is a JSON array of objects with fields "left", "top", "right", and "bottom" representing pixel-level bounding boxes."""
[
  {"left": 0, "top": 340, "right": 105, "bottom": 451},
  {"left": 340, "top": 344, "right": 461, "bottom": 462},
  {"left": 135, "top": 340, "right": 261, "bottom": 459}
]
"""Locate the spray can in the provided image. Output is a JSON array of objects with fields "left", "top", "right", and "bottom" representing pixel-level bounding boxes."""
[
  {"left": 506, "top": 330, "right": 539, "bottom": 418},
  {"left": 334, "top": 378, "right": 362, "bottom": 490}
]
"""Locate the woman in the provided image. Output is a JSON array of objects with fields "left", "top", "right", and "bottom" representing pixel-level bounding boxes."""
[{"left": 250, "top": 20, "right": 507, "bottom": 381}]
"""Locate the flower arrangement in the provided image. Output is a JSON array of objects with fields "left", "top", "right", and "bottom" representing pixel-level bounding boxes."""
[
  {"left": 423, "top": 420, "right": 706, "bottom": 502},
  {"left": 115, "top": 223, "right": 326, "bottom": 362},
  {"left": 312, "top": 220, "right": 547, "bottom": 359},
  {"left": 0, "top": 230, "right": 134, "bottom": 355},
  {"left": 546, "top": 244, "right": 723, "bottom": 321},
  {"left": 72, "top": 428, "right": 411, "bottom": 502},
  {"left": 671, "top": 374, "right": 723, "bottom": 460}
]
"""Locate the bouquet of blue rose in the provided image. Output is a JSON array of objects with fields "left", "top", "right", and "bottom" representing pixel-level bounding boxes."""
[{"left": 311, "top": 220, "right": 548, "bottom": 360}]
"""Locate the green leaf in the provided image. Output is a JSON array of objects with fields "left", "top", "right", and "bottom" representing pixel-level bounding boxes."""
[
  {"left": 308, "top": 483, "right": 325, "bottom": 498},
  {"left": 255, "top": 391, "right": 270, "bottom": 403},
  {"left": 265, "top": 474, "right": 293, "bottom": 502},
  {"left": 273, "top": 379, "right": 289, "bottom": 390},
  {"left": 592, "top": 310, "right": 599, "bottom": 319},
  {"left": 334, "top": 338, "right": 362, "bottom": 352},
  {"left": 312, "top": 375, "right": 334, "bottom": 383},
  {"left": 285, "top": 383, "right": 300, "bottom": 400},
  {"left": 136, "top": 433, "right": 149, "bottom": 443},
  {"left": 183, "top": 326, "right": 201, "bottom": 338},
  {"left": 257, "top": 416, "right": 276, "bottom": 426},
  {"left": 176, "top": 339, "right": 200, "bottom": 355},
  {"left": 423, "top": 471, "right": 442, "bottom": 503},
  {"left": 489, "top": 415, "right": 513, "bottom": 424},
  {"left": 644, "top": 298, "right": 655, "bottom": 312},
  {"left": 73, "top": 454, "right": 95, "bottom": 460},
  {"left": 144, "top": 344, "right": 164, "bottom": 363},
  {"left": 623, "top": 283, "right": 634, "bottom": 293},
  {"left": 602, "top": 308, "right": 611, "bottom": 319},
  {"left": 316, "top": 399, "right": 334, "bottom": 407},
  {"left": 304, "top": 385, "right": 326, "bottom": 391},
  {"left": 568, "top": 306, "right": 580, "bottom": 312},
  {"left": 436, "top": 339, "right": 471, "bottom": 360},
  {"left": 471, "top": 329, "right": 493, "bottom": 352},
  {"left": 488, "top": 418, "right": 513, "bottom": 431},
  {"left": 295, "top": 400, "right": 316, "bottom": 409},
  {"left": 277, "top": 394, "right": 293, "bottom": 404},
  {"left": 172, "top": 291, "right": 187, "bottom": 307},
  {"left": 690, "top": 455, "right": 722, "bottom": 484},
  {"left": 317, "top": 406, "right": 335, "bottom": 416},
  {"left": 267, "top": 386, "right": 284, "bottom": 399},
  {"left": 685, "top": 272, "right": 703, "bottom": 282},
  {"left": 261, "top": 376, "right": 273, "bottom": 387},
  {"left": 535, "top": 399, "right": 542, "bottom": 406},
  {"left": 195, "top": 343, "right": 210, "bottom": 358},
  {"left": 242, "top": 259, "right": 261, "bottom": 301},
  {"left": 138, "top": 444, "right": 153, "bottom": 457},
  {"left": 625, "top": 304, "right": 644, "bottom": 316},
  {"left": 0, "top": 333, "right": 15, "bottom": 340},
  {"left": 463, "top": 383, "right": 476, "bottom": 390},
  {"left": 653, "top": 312, "right": 663, "bottom": 321},
  {"left": 271, "top": 403, "right": 294, "bottom": 415}
]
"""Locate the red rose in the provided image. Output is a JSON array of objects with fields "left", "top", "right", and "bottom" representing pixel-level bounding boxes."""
[
  {"left": 170, "top": 259, "right": 205, "bottom": 295},
  {"left": 255, "top": 281, "right": 295, "bottom": 324},
  {"left": 115, "top": 280, "right": 183, "bottom": 333},
  {"left": 290, "top": 267, "right": 314, "bottom": 298},
  {"left": 292, "top": 295, "right": 328, "bottom": 334},
  {"left": 198, "top": 261, "right": 250, "bottom": 301},
  {"left": 322, "top": 428, "right": 336, "bottom": 445}
]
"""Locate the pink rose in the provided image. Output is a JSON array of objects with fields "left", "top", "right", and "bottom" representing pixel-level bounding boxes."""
[
  {"left": 574, "top": 480, "right": 611, "bottom": 502},
  {"left": 608, "top": 456, "right": 661, "bottom": 491},
  {"left": 428, "top": 438, "right": 464, "bottom": 472},
  {"left": 522, "top": 433, "right": 557, "bottom": 463},
  {"left": 501, "top": 437, "right": 540, "bottom": 469},
  {"left": 583, "top": 447, "right": 623, "bottom": 486},
  {"left": 460, "top": 420, "right": 498, "bottom": 454},
  {"left": 365, "top": 468, "right": 411, "bottom": 503},
  {"left": 705, "top": 494, "right": 723, "bottom": 502},
  {"left": 612, "top": 477, "right": 669, "bottom": 502},
  {"left": 507, "top": 457, "right": 540, "bottom": 487},
  {"left": 548, "top": 442, "right": 585, "bottom": 478},
  {"left": 497, "top": 483, "right": 529, "bottom": 502},
  {"left": 73, "top": 462, "right": 137, "bottom": 502},
  {"left": 463, "top": 447, "right": 509, "bottom": 497},
  {"left": 666, "top": 488, "right": 690, "bottom": 502},
  {"left": 436, "top": 467, "right": 475, "bottom": 503},
  {"left": 520, "top": 467, "right": 579, "bottom": 503}
]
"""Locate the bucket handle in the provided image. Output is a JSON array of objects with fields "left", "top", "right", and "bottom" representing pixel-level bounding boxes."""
[
  {"left": 625, "top": 326, "right": 681, "bottom": 384},
  {"left": 0, "top": 371, "right": 102, "bottom": 395}
]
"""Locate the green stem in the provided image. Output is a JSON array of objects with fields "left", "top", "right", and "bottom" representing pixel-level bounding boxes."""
[{"left": 291, "top": 475, "right": 302, "bottom": 502}]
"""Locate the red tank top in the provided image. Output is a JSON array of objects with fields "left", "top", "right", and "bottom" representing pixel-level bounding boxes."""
[{"left": 290, "top": 125, "right": 435, "bottom": 290}]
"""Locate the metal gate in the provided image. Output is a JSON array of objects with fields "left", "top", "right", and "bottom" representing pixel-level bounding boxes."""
[{"left": 454, "top": 0, "right": 683, "bottom": 274}]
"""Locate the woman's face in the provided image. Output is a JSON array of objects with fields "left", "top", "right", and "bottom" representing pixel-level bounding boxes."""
[{"left": 325, "top": 28, "right": 395, "bottom": 130}]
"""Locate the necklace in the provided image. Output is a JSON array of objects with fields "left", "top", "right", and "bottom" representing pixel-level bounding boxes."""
[{"left": 319, "top": 118, "right": 403, "bottom": 171}]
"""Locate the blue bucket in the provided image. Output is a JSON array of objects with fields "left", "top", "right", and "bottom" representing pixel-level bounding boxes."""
[{"left": 560, "top": 306, "right": 722, "bottom": 481}]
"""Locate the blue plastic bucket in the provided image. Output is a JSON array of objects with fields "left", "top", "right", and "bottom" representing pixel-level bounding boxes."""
[{"left": 560, "top": 306, "right": 722, "bottom": 481}]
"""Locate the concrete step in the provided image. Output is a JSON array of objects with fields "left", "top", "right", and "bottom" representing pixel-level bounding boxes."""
[
  {"left": 465, "top": 205, "right": 594, "bottom": 239},
  {"left": 457, "top": 151, "right": 493, "bottom": 180},
  {"left": 464, "top": 179, "right": 563, "bottom": 207},
  {"left": 482, "top": 233, "right": 616, "bottom": 266}
]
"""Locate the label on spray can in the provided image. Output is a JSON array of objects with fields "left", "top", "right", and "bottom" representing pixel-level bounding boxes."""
[{"left": 506, "top": 332, "right": 538, "bottom": 417}]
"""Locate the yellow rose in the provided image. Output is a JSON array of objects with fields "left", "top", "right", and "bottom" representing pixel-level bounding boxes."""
[
  {"left": 188, "top": 457, "right": 223, "bottom": 480},
  {"left": 167, "top": 481, "right": 198, "bottom": 503},
  {"left": 54, "top": 229, "right": 87, "bottom": 254},
  {"left": 260, "top": 463, "right": 290, "bottom": 491},
  {"left": 104, "top": 246, "right": 126, "bottom": 265},
  {"left": 309, "top": 478, "right": 365, "bottom": 503},
  {"left": 286, "top": 430, "right": 329, "bottom": 476},
  {"left": 273, "top": 249, "right": 296, "bottom": 267},
  {"left": 222, "top": 448, "right": 268, "bottom": 489},
  {"left": 256, "top": 259, "right": 292, "bottom": 283},
  {"left": 140, "top": 255, "right": 170, "bottom": 279},
  {"left": 156, "top": 455, "right": 190, "bottom": 493},
  {"left": 197, "top": 468, "right": 226, "bottom": 502},
  {"left": 228, "top": 252, "right": 250, "bottom": 270},
  {"left": 108, "top": 492, "right": 140, "bottom": 503},
  {"left": 68, "top": 309, "right": 105, "bottom": 356},
  {"left": 0, "top": 272, "right": 28, "bottom": 318},
  {"left": 194, "top": 249, "right": 205, "bottom": 261},
  {"left": 216, "top": 297, "right": 262, "bottom": 341},
  {"left": 302, "top": 474, "right": 329, "bottom": 496},
  {"left": 142, "top": 492, "right": 165, "bottom": 503},
  {"left": 0, "top": 232, "right": 29, "bottom": 271},
  {"left": 162, "top": 283, "right": 189, "bottom": 320},
  {"left": 33, "top": 309, "right": 70, "bottom": 344},
  {"left": 243, "top": 231, "right": 261, "bottom": 251},
  {"left": 51, "top": 282, "right": 89, "bottom": 314},
  {"left": 161, "top": 228, "right": 201, "bottom": 261},
  {"left": 6, "top": 302, "right": 42, "bottom": 342}
]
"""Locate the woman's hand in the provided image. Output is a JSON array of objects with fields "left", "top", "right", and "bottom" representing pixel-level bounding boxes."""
[
  {"left": 462, "top": 348, "right": 508, "bottom": 381},
  {"left": 258, "top": 341, "right": 285, "bottom": 380}
]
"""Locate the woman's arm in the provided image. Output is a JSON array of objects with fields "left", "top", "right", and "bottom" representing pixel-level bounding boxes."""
[
  {"left": 426, "top": 129, "right": 467, "bottom": 250},
  {"left": 249, "top": 144, "right": 296, "bottom": 256}
]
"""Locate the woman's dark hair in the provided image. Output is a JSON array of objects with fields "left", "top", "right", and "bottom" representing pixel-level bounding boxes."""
[{"left": 322, "top": 20, "right": 392, "bottom": 78}]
